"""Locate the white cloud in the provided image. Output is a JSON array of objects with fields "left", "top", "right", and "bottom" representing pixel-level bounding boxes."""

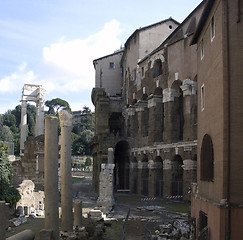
[
  {"left": 0, "top": 62, "right": 35, "bottom": 93},
  {"left": 0, "top": 19, "right": 122, "bottom": 113},
  {"left": 42, "top": 19, "right": 122, "bottom": 92}
]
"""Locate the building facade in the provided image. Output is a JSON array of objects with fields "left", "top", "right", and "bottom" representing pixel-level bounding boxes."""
[
  {"left": 190, "top": 0, "right": 243, "bottom": 239},
  {"left": 91, "top": 2, "right": 205, "bottom": 200}
]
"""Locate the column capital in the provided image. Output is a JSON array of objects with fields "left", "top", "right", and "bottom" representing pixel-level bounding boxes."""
[
  {"left": 163, "top": 88, "right": 180, "bottom": 103},
  {"left": 59, "top": 110, "right": 72, "bottom": 127},
  {"left": 180, "top": 79, "right": 197, "bottom": 96}
]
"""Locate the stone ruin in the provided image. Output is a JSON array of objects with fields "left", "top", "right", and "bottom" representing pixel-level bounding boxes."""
[
  {"left": 20, "top": 84, "right": 45, "bottom": 155},
  {"left": 97, "top": 148, "right": 115, "bottom": 214},
  {"left": 16, "top": 180, "right": 44, "bottom": 216}
]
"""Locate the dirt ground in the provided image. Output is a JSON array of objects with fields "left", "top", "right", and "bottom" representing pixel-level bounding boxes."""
[{"left": 6, "top": 173, "right": 190, "bottom": 239}]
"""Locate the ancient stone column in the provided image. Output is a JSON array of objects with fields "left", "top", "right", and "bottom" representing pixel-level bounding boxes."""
[
  {"left": 59, "top": 110, "right": 73, "bottom": 232},
  {"left": 35, "top": 100, "right": 45, "bottom": 136},
  {"left": 20, "top": 100, "right": 27, "bottom": 154},
  {"left": 74, "top": 200, "right": 82, "bottom": 228},
  {"left": 108, "top": 148, "right": 114, "bottom": 164},
  {"left": 0, "top": 201, "right": 6, "bottom": 240},
  {"left": 44, "top": 116, "right": 59, "bottom": 240}
]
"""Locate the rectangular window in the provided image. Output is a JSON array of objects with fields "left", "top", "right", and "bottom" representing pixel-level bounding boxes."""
[
  {"left": 201, "top": 38, "right": 204, "bottom": 60},
  {"left": 109, "top": 62, "right": 114, "bottom": 69},
  {"left": 201, "top": 84, "right": 205, "bottom": 111},
  {"left": 141, "top": 67, "right": 144, "bottom": 77},
  {"left": 211, "top": 16, "right": 215, "bottom": 41}
]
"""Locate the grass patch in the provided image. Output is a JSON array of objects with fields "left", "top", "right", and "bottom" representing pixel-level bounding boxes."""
[
  {"left": 72, "top": 176, "right": 85, "bottom": 183},
  {"left": 103, "top": 219, "right": 123, "bottom": 240}
]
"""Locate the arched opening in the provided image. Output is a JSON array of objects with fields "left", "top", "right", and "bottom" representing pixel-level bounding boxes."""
[
  {"left": 200, "top": 134, "right": 214, "bottom": 181},
  {"left": 154, "top": 87, "right": 163, "bottom": 96},
  {"left": 171, "top": 155, "right": 183, "bottom": 196},
  {"left": 141, "top": 154, "right": 149, "bottom": 196},
  {"left": 131, "top": 157, "right": 138, "bottom": 194},
  {"left": 171, "top": 80, "right": 184, "bottom": 141},
  {"left": 109, "top": 112, "right": 124, "bottom": 137},
  {"left": 154, "top": 156, "right": 163, "bottom": 197},
  {"left": 153, "top": 59, "right": 163, "bottom": 78},
  {"left": 114, "top": 141, "right": 130, "bottom": 190}
]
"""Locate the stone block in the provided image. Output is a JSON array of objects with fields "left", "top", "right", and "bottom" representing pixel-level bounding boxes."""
[{"left": 39, "top": 229, "right": 53, "bottom": 240}]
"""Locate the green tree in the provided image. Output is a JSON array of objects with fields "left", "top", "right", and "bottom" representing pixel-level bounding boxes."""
[
  {"left": 45, "top": 98, "right": 71, "bottom": 115},
  {"left": 27, "top": 104, "right": 36, "bottom": 137},
  {"left": 0, "top": 142, "right": 21, "bottom": 206},
  {"left": 11, "top": 105, "right": 21, "bottom": 128},
  {"left": 0, "top": 126, "right": 13, "bottom": 142},
  {"left": 85, "top": 157, "right": 92, "bottom": 167}
]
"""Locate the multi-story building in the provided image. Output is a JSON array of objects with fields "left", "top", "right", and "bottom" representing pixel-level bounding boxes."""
[
  {"left": 190, "top": 0, "right": 243, "bottom": 239},
  {"left": 91, "top": 1, "right": 204, "bottom": 199}
]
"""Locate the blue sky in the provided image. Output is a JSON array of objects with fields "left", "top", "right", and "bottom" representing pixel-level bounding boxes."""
[{"left": 0, "top": 0, "right": 202, "bottom": 114}]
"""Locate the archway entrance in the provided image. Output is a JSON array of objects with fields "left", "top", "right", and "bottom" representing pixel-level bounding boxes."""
[
  {"left": 154, "top": 156, "right": 163, "bottom": 197},
  {"left": 171, "top": 155, "right": 183, "bottom": 196},
  {"left": 114, "top": 141, "right": 130, "bottom": 190}
]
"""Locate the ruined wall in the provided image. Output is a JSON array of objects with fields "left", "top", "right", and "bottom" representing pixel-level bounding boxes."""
[{"left": 12, "top": 135, "right": 44, "bottom": 190}]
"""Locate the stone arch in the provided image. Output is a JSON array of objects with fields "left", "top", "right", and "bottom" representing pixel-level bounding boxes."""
[
  {"left": 200, "top": 134, "right": 214, "bottom": 181},
  {"left": 114, "top": 141, "right": 130, "bottom": 190},
  {"left": 141, "top": 154, "right": 149, "bottom": 196},
  {"left": 154, "top": 156, "right": 163, "bottom": 197},
  {"left": 171, "top": 155, "right": 183, "bottom": 196},
  {"left": 154, "top": 87, "right": 163, "bottom": 96},
  {"left": 171, "top": 80, "right": 184, "bottom": 141}
]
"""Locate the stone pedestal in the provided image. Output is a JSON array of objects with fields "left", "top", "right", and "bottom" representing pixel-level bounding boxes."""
[
  {"left": 59, "top": 110, "right": 73, "bottom": 232},
  {"left": 44, "top": 116, "right": 59, "bottom": 240},
  {"left": 97, "top": 164, "right": 115, "bottom": 213}
]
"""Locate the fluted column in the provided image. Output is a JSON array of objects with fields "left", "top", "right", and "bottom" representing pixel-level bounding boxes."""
[
  {"left": 44, "top": 116, "right": 59, "bottom": 240},
  {"left": 20, "top": 100, "right": 27, "bottom": 154},
  {"left": 59, "top": 110, "right": 73, "bottom": 232}
]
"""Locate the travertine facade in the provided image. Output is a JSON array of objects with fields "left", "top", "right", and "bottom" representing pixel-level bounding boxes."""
[{"left": 92, "top": 3, "right": 204, "bottom": 201}]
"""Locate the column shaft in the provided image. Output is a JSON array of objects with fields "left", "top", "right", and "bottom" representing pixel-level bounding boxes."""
[
  {"left": 44, "top": 116, "right": 59, "bottom": 240},
  {"left": 20, "top": 101, "right": 27, "bottom": 154},
  {"left": 59, "top": 110, "right": 73, "bottom": 232}
]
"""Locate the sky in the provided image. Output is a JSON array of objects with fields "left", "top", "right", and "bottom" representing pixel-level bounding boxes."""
[{"left": 0, "top": 0, "right": 202, "bottom": 114}]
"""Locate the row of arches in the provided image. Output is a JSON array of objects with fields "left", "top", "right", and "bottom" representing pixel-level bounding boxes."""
[{"left": 113, "top": 141, "right": 192, "bottom": 198}]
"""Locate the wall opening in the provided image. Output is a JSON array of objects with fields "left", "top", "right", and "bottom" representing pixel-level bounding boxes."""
[
  {"left": 141, "top": 154, "right": 149, "bottom": 196},
  {"left": 154, "top": 156, "right": 163, "bottom": 197},
  {"left": 171, "top": 155, "right": 183, "bottom": 196},
  {"left": 114, "top": 141, "right": 130, "bottom": 190}
]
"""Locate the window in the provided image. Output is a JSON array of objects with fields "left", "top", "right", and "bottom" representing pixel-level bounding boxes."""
[
  {"left": 133, "top": 69, "right": 137, "bottom": 83},
  {"left": 201, "top": 38, "right": 204, "bottom": 60},
  {"left": 141, "top": 67, "right": 144, "bottom": 78},
  {"left": 109, "top": 62, "right": 114, "bottom": 69},
  {"left": 201, "top": 84, "right": 205, "bottom": 111},
  {"left": 153, "top": 59, "right": 163, "bottom": 78},
  {"left": 211, "top": 16, "right": 215, "bottom": 41},
  {"left": 200, "top": 134, "right": 214, "bottom": 181}
]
